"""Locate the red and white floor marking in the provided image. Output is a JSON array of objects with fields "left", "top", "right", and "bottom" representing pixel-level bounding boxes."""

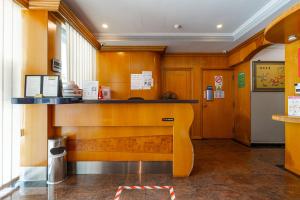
[{"left": 114, "top": 186, "right": 176, "bottom": 200}]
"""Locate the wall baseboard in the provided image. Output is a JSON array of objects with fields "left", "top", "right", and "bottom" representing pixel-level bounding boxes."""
[{"left": 251, "top": 143, "right": 285, "bottom": 148}]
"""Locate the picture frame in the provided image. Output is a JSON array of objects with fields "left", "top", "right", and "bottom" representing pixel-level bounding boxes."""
[
  {"left": 42, "top": 75, "right": 60, "bottom": 97},
  {"left": 25, "top": 75, "right": 42, "bottom": 97},
  {"left": 252, "top": 61, "right": 285, "bottom": 92}
]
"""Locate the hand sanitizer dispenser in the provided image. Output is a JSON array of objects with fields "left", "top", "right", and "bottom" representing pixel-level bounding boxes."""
[{"left": 206, "top": 86, "right": 214, "bottom": 101}]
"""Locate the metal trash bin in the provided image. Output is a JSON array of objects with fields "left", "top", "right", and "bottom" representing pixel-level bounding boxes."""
[{"left": 47, "top": 137, "right": 67, "bottom": 184}]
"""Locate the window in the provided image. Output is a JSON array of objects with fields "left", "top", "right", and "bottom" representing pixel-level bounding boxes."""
[
  {"left": 0, "top": 0, "right": 23, "bottom": 188},
  {"left": 60, "top": 24, "right": 67, "bottom": 83},
  {"left": 65, "top": 23, "right": 96, "bottom": 87}
]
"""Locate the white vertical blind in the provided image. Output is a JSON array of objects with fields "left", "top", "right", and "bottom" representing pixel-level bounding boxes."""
[
  {"left": 66, "top": 23, "right": 96, "bottom": 88},
  {"left": 0, "top": 0, "right": 22, "bottom": 188}
]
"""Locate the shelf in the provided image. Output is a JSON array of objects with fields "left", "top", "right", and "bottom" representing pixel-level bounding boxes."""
[
  {"left": 11, "top": 97, "right": 199, "bottom": 105},
  {"left": 11, "top": 97, "right": 82, "bottom": 104},
  {"left": 272, "top": 114, "right": 300, "bottom": 123},
  {"left": 264, "top": 3, "right": 300, "bottom": 44}
]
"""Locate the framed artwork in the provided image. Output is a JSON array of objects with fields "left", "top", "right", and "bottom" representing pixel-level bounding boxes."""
[{"left": 252, "top": 61, "right": 285, "bottom": 92}]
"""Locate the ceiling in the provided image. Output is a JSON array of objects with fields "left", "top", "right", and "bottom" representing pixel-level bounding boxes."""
[{"left": 64, "top": 0, "right": 299, "bottom": 53}]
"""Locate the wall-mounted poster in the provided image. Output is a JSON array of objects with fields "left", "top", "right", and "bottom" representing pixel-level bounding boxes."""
[{"left": 252, "top": 61, "right": 285, "bottom": 92}]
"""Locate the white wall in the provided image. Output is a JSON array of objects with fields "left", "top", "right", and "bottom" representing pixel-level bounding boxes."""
[{"left": 250, "top": 44, "right": 285, "bottom": 144}]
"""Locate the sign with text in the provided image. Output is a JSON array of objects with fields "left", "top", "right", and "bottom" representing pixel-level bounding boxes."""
[
  {"left": 214, "top": 75, "right": 223, "bottom": 90},
  {"left": 238, "top": 72, "right": 245, "bottom": 88}
]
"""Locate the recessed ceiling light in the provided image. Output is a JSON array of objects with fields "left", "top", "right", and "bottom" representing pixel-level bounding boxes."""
[
  {"left": 288, "top": 34, "right": 297, "bottom": 42},
  {"left": 102, "top": 24, "right": 109, "bottom": 29},
  {"left": 216, "top": 24, "right": 223, "bottom": 29},
  {"left": 174, "top": 24, "right": 182, "bottom": 29}
]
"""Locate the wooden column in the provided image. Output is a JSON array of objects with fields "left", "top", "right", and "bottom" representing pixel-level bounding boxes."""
[{"left": 21, "top": 10, "right": 49, "bottom": 167}]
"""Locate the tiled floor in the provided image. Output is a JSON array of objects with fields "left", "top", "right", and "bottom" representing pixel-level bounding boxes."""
[{"left": 4, "top": 140, "right": 300, "bottom": 200}]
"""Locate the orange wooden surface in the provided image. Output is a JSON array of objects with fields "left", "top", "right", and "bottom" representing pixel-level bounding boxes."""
[
  {"left": 233, "top": 61, "right": 251, "bottom": 146},
  {"left": 284, "top": 40, "right": 300, "bottom": 175},
  {"left": 97, "top": 52, "right": 161, "bottom": 100},
  {"left": 272, "top": 114, "right": 300, "bottom": 123},
  {"left": 53, "top": 103, "right": 194, "bottom": 177},
  {"left": 161, "top": 54, "right": 229, "bottom": 139},
  {"left": 228, "top": 31, "right": 270, "bottom": 67},
  {"left": 265, "top": 3, "right": 300, "bottom": 44},
  {"left": 21, "top": 10, "right": 49, "bottom": 166},
  {"left": 202, "top": 70, "right": 234, "bottom": 138}
]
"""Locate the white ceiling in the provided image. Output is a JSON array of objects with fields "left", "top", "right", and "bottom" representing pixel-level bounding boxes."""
[{"left": 64, "top": 0, "right": 300, "bottom": 53}]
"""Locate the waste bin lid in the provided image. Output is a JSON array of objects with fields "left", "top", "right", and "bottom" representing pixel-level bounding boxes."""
[{"left": 50, "top": 147, "right": 65, "bottom": 155}]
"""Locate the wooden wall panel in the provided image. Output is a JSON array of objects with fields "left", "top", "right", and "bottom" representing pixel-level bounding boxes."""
[
  {"left": 233, "top": 61, "right": 251, "bottom": 145},
  {"left": 284, "top": 40, "right": 300, "bottom": 174},
  {"left": 161, "top": 54, "right": 228, "bottom": 139},
  {"left": 228, "top": 31, "right": 270, "bottom": 67},
  {"left": 130, "top": 52, "right": 161, "bottom": 99},
  {"left": 97, "top": 52, "right": 161, "bottom": 100},
  {"left": 21, "top": 10, "right": 49, "bottom": 166},
  {"left": 163, "top": 69, "right": 192, "bottom": 99}
]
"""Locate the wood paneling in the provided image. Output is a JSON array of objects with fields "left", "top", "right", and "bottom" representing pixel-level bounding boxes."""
[
  {"left": 272, "top": 114, "right": 300, "bottom": 123},
  {"left": 67, "top": 136, "right": 173, "bottom": 154},
  {"left": 100, "top": 46, "right": 167, "bottom": 53},
  {"left": 163, "top": 69, "right": 192, "bottom": 99},
  {"left": 284, "top": 40, "right": 300, "bottom": 175},
  {"left": 29, "top": 0, "right": 61, "bottom": 11},
  {"left": 265, "top": 3, "right": 300, "bottom": 44},
  {"left": 14, "top": 0, "right": 29, "bottom": 8},
  {"left": 97, "top": 52, "right": 161, "bottom": 100},
  {"left": 54, "top": 103, "right": 194, "bottom": 177},
  {"left": 228, "top": 30, "right": 270, "bottom": 67},
  {"left": 21, "top": 10, "right": 49, "bottom": 166},
  {"left": 233, "top": 61, "right": 251, "bottom": 145},
  {"left": 202, "top": 70, "right": 234, "bottom": 138},
  {"left": 265, "top": 5, "right": 300, "bottom": 175},
  {"left": 161, "top": 54, "right": 228, "bottom": 139}
]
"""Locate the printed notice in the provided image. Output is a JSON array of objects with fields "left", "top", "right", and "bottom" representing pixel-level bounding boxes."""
[
  {"left": 131, "top": 74, "right": 143, "bottom": 90},
  {"left": 43, "top": 76, "right": 59, "bottom": 97},
  {"left": 142, "top": 71, "right": 153, "bottom": 89},
  {"left": 83, "top": 81, "right": 99, "bottom": 100},
  {"left": 25, "top": 76, "right": 42, "bottom": 97}
]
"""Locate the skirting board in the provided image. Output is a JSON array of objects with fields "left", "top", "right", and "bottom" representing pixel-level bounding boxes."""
[
  {"left": 67, "top": 161, "right": 172, "bottom": 175},
  {"left": 20, "top": 167, "right": 47, "bottom": 182}
]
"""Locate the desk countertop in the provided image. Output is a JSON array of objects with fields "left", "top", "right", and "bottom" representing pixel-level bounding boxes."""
[{"left": 11, "top": 97, "right": 198, "bottom": 104}]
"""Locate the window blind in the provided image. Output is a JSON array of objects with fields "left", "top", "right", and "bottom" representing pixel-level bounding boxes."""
[
  {"left": 0, "top": 0, "right": 23, "bottom": 188},
  {"left": 66, "top": 23, "right": 96, "bottom": 88}
]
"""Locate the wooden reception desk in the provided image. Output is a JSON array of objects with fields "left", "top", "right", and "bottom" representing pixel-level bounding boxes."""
[{"left": 50, "top": 99, "right": 197, "bottom": 177}]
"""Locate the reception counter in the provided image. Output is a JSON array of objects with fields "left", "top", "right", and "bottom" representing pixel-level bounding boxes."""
[{"left": 13, "top": 98, "right": 197, "bottom": 177}]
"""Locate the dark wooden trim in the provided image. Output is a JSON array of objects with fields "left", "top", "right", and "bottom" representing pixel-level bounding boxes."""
[
  {"left": 57, "top": 1, "right": 101, "bottom": 50},
  {"left": 13, "top": 0, "right": 29, "bottom": 8}
]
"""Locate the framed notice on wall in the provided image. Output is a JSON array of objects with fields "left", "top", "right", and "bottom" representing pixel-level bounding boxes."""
[
  {"left": 25, "top": 75, "right": 42, "bottom": 97},
  {"left": 252, "top": 61, "right": 285, "bottom": 92},
  {"left": 42, "top": 76, "right": 59, "bottom": 97}
]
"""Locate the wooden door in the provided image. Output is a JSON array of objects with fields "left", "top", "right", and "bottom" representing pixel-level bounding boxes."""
[
  {"left": 162, "top": 69, "right": 192, "bottom": 99},
  {"left": 202, "top": 70, "right": 234, "bottom": 138}
]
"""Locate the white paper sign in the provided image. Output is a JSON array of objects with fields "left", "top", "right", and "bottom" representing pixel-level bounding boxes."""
[
  {"left": 214, "top": 90, "right": 225, "bottom": 99},
  {"left": 288, "top": 96, "right": 300, "bottom": 116},
  {"left": 43, "top": 76, "right": 59, "bottom": 97},
  {"left": 131, "top": 74, "right": 143, "bottom": 90},
  {"left": 142, "top": 71, "right": 153, "bottom": 89},
  {"left": 83, "top": 81, "right": 98, "bottom": 100},
  {"left": 25, "top": 76, "right": 42, "bottom": 97}
]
